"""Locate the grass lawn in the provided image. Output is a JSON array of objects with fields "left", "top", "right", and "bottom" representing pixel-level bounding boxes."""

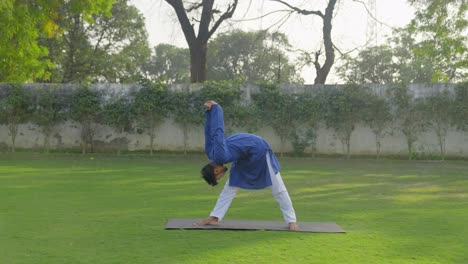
[{"left": 0, "top": 153, "right": 467, "bottom": 264}]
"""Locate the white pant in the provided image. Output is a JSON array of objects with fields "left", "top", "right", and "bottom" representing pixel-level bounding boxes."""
[{"left": 210, "top": 153, "right": 297, "bottom": 223}]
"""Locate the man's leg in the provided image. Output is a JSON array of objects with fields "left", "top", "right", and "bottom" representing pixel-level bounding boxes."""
[
  {"left": 266, "top": 153, "right": 297, "bottom": 224},
  {"left": 209, "top": 179, "right": 239, "bottom": 221}
]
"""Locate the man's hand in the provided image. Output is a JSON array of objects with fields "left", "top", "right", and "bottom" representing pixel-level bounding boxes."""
[
  {"left": 289, "top": 222, "right": 300, "bottom": 231},
  {"left": 193, "top": 216, "right": 219, "bottom": 226},
  {"left": 204, "top": 101, "right": 218, "bottom": 111}
]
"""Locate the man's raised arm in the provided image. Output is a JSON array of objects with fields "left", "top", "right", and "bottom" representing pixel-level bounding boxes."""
[{"left": 203, "top": 101, "right": 229, "bottom": 164}]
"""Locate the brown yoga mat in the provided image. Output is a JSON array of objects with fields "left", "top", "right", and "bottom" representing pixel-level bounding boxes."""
[{"left": 165, "top": 219, "right": 346, "bottom": 233}]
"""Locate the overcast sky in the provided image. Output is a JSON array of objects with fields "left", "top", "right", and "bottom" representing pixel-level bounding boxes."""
[{"left": 130, "top": 0, "right": 416, "bottom": 84}]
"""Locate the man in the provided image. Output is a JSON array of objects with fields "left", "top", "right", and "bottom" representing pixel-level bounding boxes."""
[{"left": 195, "top": 100, "right": 299, "bottom": 231}]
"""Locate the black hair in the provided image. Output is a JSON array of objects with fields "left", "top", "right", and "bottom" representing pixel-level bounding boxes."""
[{"left": 201, "top": 163, "right": 218, "bottom": 186}]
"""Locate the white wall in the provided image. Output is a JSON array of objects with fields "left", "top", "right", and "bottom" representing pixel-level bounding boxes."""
[{"left": 0, "top": 83, "right": 467, "bottom": 157}]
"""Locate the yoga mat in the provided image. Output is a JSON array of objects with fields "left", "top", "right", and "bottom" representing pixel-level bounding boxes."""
[{"left": 165, "top": 219, "right": 346, "bottom": 233}]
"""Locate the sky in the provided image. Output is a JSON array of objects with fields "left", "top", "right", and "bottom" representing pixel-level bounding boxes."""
[{"left": 129, "top": 0, "right": 416, "bottom": 84}]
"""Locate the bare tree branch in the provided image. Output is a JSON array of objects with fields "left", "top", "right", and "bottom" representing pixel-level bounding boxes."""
[
  {"left": 351, "top": 0, "right": 394, "bottom": 29},
  {"left": 207, "top": 0, "right": 238, "bottom": 39},
  {"left": 231, "top": 9, "right": 292, "bottom": 22},
  {"left": 270, "top": 0, "right": 323, "bottom": 18}
]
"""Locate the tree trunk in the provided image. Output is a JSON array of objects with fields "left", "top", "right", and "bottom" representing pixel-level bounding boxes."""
[
  {"left": 314, "top": 0, "right": 336, "bottom": 84},
  {"left": 189, "top": 42, "right": 207, "bottom": 83},
  {"left": 375, "top": 135, "right": 381, "bottom": 160},
  {"left": 280, "top": 136, "right": 286, "bottom": 158},
  {"left": 346, "top": 135, "right": 351, "bottom": 160},
  {"left": 8, "top": 123, "right": 18, "bottom": 153},
  {"left": 165, "top": 0, "right": 238, "bottom": 83},
  {"left": 43, "top": 129, "right": 51, "bottom": 153},
  {"left": 436, "top": 130, "right": 446, "bottom": 160},
  {"left": 407, "top": 138, "right": 413, "bottom": 160},
  {"left": 183, "top": 125, "right": 188, "bottom": 156}
]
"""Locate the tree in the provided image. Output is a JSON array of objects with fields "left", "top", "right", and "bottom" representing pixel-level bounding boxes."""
[
  {"left": 0, "top": 85, "right": 33, "bottom": 152},
  {"left": 421, "top": 90, "right": 454, "bottom": 159},
  {"left": 170, "top": 90, "right": 203, "bottom": 155},
  {"left": 387, "top": 84, "right": 426, "bottom": 160},
  {"left": 317, "top": 84, "right": 367, "bottom": 159},
  {"left": 290, "top": 94, "right": 320, "bottom": 156},
  {"left": 90, "top": 0, "right": 151, "bottom": 83},
  {"left": 271, "top": 0, "right": 337, "bottom": 84},
  {"left": 208, "top": 30, "right": 302, "bottom": 83},
  {"left": 337, "top": 45, "right": 398, "bottom": 84},
  {"left": 405, "top": 0, "right": 467, "bottom": 82},
  {"left": 103, "top": 92, "right": 135, "bottom": 155},
  {"left": 0, "top": 0, "right": 114, "bottom": 82},
  {"left": 31, "top": 85, "right": 68, "bottom": 153},
  {"left": 70, "top": 85, "right": 103, "bottom": 154},
  {"left": 390, "top": 28, "right": 435, "bottom": 84},
  {"left": 38, "top": 0, "right": 150, "bottom": 83},
  {"left": 132, "top": 80, "right": 169, "bottom": 155},
  {"left": 361, "top": 91, "right": 393, "bottom": 159},
  {"left": 143, "top": 44, "right": 190, "bottom": 84},
  {"left": 165, "top": 0, "right": 238, "bottom": 83},
  {"left": 253, "top": 84, "right": 301, "bottom": 157}
]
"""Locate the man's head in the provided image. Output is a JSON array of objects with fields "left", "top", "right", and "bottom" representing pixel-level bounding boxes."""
[{"left": 201, "top": 163, "right": 228, "bottom": 186}]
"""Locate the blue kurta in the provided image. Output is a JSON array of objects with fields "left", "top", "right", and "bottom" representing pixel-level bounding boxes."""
[{"left": 205, "top": 104, "right": 280, "bottom": 190}]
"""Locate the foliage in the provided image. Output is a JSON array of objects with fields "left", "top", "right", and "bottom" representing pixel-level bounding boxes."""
[
  {"left": 207, "top": 30, "right": 302, "bottom": 83},
  {"left": 143, "top": 44, "right": 190, "bottom": 84},
  {"left": 69, "top": 85, "right": 103, "bottom": 154},
  {"left": 337, "top": 45, "right": 398, "bottom": 84},
  {"left": 390, "top": 28, "right": 435, "bottom": 84},
  {"left": 0, "top": 2, "right": 52, "bottom": 82},
  {"left": 387, "top": 84, "right": 426, "bottom": 160},
  {"left": 406, "top": 0, "right": 467, "bottom": 82},
  {"left": 0, "top": 0, "right": 114, "bottom": 83},
  {"left": 0, "top": 85, "right": 33, "bottom": 152},
  {"left": 317, "top": 84, "right": 368, "bottom": 159},
  {"left": 453, "top": 81, "right": 468, "bottom": 132},
  {"left": 132, "top": 79, "right": 169, "bottom": 155},
  {"left": 38, "top": 0, "right": 149, "bottom": 83},
  {"left": 103, "top": 92, "right": 135, "bottom": 155},
  {"left": 31, "top": 85, "right": 69, "bottom": 152}
]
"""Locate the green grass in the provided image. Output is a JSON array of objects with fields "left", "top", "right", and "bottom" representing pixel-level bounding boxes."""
[{"left": 1, "top": 153, "right": 467, "bottom": 264}]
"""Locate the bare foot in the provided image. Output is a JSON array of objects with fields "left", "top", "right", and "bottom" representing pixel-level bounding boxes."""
[
  {"left": 289, "top": 222, "right": 300, "bottom": 231},
  {"left": 193, "top": 216, "right": 219, "bottom": 226}
]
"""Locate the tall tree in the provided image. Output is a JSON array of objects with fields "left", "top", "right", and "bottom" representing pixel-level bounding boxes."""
[
  {"left": 0, "top": 0, "right": 114, "bottom": 83},
  {"left": 143, "top": 44, "right": 190, "bottom": 84},
  {"left": 337, "top": 45, "right": 398, "bottom": 84},
  {"left": 390, "top": 28, "right": 435, "bottom": 84},
  {"left": 38, "top": 0, "right": 150, "bottom": 83},
  {"left": 271, "top": 0, "right": 337, "bottom": 84},
  {"left": 406, "top": 0, "right": 467, "bottom": 82},
  {"left": 165, "top": 0, "right": 238, "bottom": 83},
  {"left": 208, "top": 30, "right": 302, "bottom": 83}
]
